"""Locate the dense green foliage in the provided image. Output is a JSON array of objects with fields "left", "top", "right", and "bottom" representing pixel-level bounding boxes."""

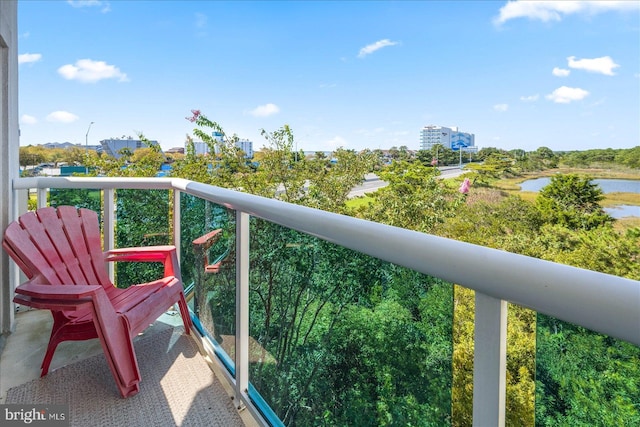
[
  {"left": 75, "top": 116, "right": 639, "bottom": 426},
  {"left": 356, "top": 161, "right": 464, "bottom": 233},
  {"left": 535, "top": 174, "right": 613, "bottom": 230},
  {"left": 561, "top": 147, "right": 640, "bottom": 169}
]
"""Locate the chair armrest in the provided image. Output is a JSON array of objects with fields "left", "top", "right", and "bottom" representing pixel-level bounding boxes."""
[
  {"left": 192, "top": 229, "right": 222, "bottom": 250},
  {"left": 104, "top": 245, "right": 177, "bottom": 263},
  {"left": 104, "top": 245, "right": 182, "bottom": 281}
]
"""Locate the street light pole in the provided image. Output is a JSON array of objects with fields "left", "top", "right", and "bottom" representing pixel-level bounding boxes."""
[{"left": 85, "top": 121, "right": 94, "bottom": 174}]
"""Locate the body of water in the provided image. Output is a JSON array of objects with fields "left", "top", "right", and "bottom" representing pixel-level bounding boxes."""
[
  {"left": 519, "top": 178, "right": 640, "bottom": 219},
  {"left": 519, "top": 178, "right": 640, "bottom": 193},
  {"left": 604, "top": 205, "right": 640, "bottom": 218}
]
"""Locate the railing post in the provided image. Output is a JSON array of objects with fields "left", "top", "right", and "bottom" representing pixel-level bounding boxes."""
[
  {"left": 173, "top": 190, "right": 181, "bottom": 261},
  {"left": 37, "top": 188, "right": 47, "bottom": 209},
  {"left": 235, "top": 211, "right": 250, "bottom": 406},
  {"left": 104, "top": 189, "right": 115, "bottom": 282},
  {"left": 473, "top": 292, "right": 507, "bottom": 427}
]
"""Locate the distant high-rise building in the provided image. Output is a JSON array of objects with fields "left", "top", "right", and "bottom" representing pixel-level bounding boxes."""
[
  {"left": 191, "top": 142, "right": 209, "bottom": 156},
  {"left": 191, "top": 132, "right": 254, "bottom": 159},
  {"left": 100, "top": 137, "right": 161, "bottom": 159},
  {"left": 235, "top": 139, "right": 254, "bottom": 159},
  {"left": 419, "top": 125, "right": 475, "bottom": 152}
]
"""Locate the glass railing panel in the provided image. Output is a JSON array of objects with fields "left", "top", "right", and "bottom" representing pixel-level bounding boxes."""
[
  {"left": 48, "top": 188, "right": 102, "bottom": 217},
  {"left": 114, "top": 189, "right": 170, "bottom": 288},
  {"left": 180, "top": 193, "right": 237, "bottom": 372},
  {"left": 535, "top": 314, "right": 640, "bottom": 426},
  {"left": 248, "top": 218, "right": 453, "bottom": 426}
]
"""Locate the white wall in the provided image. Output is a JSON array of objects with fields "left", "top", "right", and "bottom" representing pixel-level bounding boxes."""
[{"left": 0, "top": 0, "right": 19, "bottom": 335}]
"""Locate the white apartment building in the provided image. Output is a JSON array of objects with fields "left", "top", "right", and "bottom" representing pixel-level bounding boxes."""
[
  {"left": 235, "top": 139, "right": 254, "bottom": 159},
  {"left": 191, "top": 132, "right": 254, "bottom": 159},
  {"left": 420, "top": 125, "right": 475, "bottom": 151}
]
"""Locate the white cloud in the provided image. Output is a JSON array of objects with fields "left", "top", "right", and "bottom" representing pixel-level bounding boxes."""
[
  {"left": 20, "top": 114, "right": 38, "bottom": 125},
  {"left": 18, "top": 53, "right": 42, "bottom": 65},
  {"left": 545, "top": 86, "right": 589, "bottom": 103},
  {"left": 520, "top": 94, "right": 539, "bottom": 102},
  {"left": 552, "top": 67, "right": 570, "bottom": 77},
  {"left": 67, "top": 0, "right": 111, "bottom": 13},
  {"left": 567, "top": 56, "right": 619, "bottom": 76},
  {"left": 494, "top": 103, "right": 509, "bottom": 112},
  {"left": 358, "top": 39, "right": 399, "bottom": 58},
  {"left": 249, "top": 103, "right": 280, "bottom": 117},
  {"left": 58, "top": 59, "right": 129, "bottom": 83},
  {"left": 46, "top": 111, "right": 79, "bottom": 123},
  {"left": 494, "top": 1, "right": 639, "bottom": 25}
]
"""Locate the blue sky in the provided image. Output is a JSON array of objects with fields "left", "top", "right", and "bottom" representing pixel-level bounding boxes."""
[{"left": 17, "top": 0, "right": 640, "bottom": 153}]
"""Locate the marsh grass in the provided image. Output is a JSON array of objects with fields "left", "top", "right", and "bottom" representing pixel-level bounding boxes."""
[
  {"left": 491, "top": 166, "right": 640, "bottom": 231},
  {"left": 602, "top": 192, "right": 640, "bottom": 207},
  {"left": 613, "top": 217, "right": 640, "bottom": 232}
]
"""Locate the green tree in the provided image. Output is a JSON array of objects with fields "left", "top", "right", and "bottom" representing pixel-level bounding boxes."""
[
  {"left": 536, "top": 315, "right": 640, "bottom": 427},
  {"left": 63, "top": 146, "right": 93, "bottom": 167},
  {"left": 615, "top": 146, "right": 640, "bottom": 169},
  {"left": 175, "top": 112, "right": 373, "bottom": 214},
  {"left": 357, "top": 161, "right": 463, "bottom": 233},
  {"left": 19, "top": 145, "right": 46, "bottom": 168},
  {"left": 477, "top": 147, "right": 509, "bottom": 161},
  {"left": 535, "top": 174, "right": 613, "bottom": 230},
  {"left": 464, "top": 153, "right": 515, "bottom": 186}
]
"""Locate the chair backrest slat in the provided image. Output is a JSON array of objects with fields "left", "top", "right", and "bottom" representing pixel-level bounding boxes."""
[
  {"left": 54, "top": 206, "right": 103, "bottom": 286},
  {"left": 78, "top": 208, "right": 113, "bottom": 287},
  {"left": 36, "top": 207, "right": 95, "bottom": 285},
  {"left": 3, "top": 219, "right": 61, "bottom": 283},
  {"left": 20, "top": 208, "right": 79, "bottom": 285}
]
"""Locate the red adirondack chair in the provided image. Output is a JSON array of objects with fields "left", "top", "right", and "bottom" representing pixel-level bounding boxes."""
[{"left": 2, "top": 206, "right": 193, "bottom": 398}]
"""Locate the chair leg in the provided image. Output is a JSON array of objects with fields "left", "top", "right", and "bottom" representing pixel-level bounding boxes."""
[
  {"left": 41, "top": 313, "right": 98, "bottom": 376},
  {"left": 40, "top": 338, "right": 61, "bottom": 377},
  {"left": 41, "top": 317, "right": 67, "bottom": 376},
  {"left": 177, "top": 292, "right": 193, "bottom": 334}
]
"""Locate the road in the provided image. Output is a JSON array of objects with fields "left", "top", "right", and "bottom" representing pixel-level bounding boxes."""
[{"left": 348, "top": 167, "right": 468, "bottom": 198}]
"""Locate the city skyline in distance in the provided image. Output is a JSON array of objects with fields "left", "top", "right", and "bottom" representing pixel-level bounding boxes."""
[{"left": 17, "top": 1, "right": 640, "bottom": 153}]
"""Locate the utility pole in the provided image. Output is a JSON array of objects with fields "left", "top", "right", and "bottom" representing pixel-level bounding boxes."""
[{"left": 85, "top": 121, "right": 94, "bottom": 174}]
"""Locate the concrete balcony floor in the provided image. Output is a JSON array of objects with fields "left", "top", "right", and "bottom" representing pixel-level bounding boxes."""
[{"left": 0, "top": 307, "right": 256, "bottom": 426}]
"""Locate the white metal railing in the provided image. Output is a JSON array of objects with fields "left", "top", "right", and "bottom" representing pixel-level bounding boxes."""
[{"left": 12, "top": 176, "right": 640, "bottom": 427}]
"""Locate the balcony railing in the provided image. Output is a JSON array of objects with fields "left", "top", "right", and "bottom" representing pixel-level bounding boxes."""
[{"left": 10, "top": 176, "right": 640, "bottom": 427}]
